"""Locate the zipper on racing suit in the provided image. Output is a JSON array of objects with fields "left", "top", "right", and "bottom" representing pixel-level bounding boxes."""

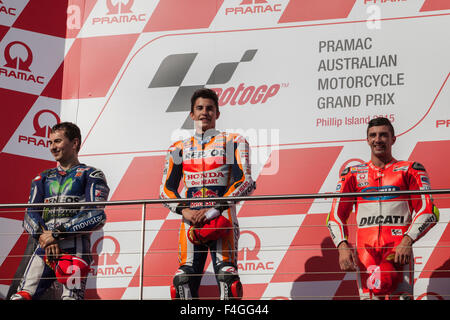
[
  {"left": 376, "top": 167, "right": 383, "bottom": 248},
  {"left": 202, "top": 137, "right": 206, "bottom": 206}
]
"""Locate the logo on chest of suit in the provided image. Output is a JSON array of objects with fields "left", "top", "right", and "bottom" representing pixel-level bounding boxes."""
[
  {"left": 184, "top": 148, "right": 226, "bottom": 160},
  {"left": 49, "top": 178, "right": 73, "bottom": 196},
  {"left": 43, "top": 192, "right": 81, "bottom": 221},
  {"left": 186, "top": 172, "right": 225, "bottom": 186},
  {"left": 190, "top": 188, "right": 218, "bottom": 208},
  {"left": 359, "top": 215, "right": 405, "bottom": 227},
  {"left": 361, "top": 185, "right": 400, "bottom": 200}
]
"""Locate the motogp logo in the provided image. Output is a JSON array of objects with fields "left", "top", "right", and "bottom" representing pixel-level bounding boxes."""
[{"left": 149, "top": 49, "right": 282, "bottom": 129}]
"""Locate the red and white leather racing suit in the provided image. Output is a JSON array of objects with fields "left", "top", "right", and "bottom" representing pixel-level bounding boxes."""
[
  {"left": 160, "top": 129, "right": 255, "bottom": 299},
  {"left": 327, "top": 160, "right": 439, "bottom": 299}
]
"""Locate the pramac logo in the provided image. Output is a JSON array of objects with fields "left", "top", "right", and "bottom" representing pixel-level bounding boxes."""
[
  {"left": 0, "top": 41, "right": 45, "bottom": 84},
  {"left": 225, "top": 0, "right": 283, "bottom": 15},
  {"left": 33, "top": 109, "right": 60, "bottom": 138},
  {"left": 0, "top": 0, "right": 16, "bottom": 16},
  {"left": 238, "top": 230, "right": 274, "bottom": 272},
  {"left": 106, "top": 0, "right": 133, "bottom": 14},
  {"left": 90, "top": 235, "right": 133, "bottom": 276},
  {"left": 92, "top": 0, "right": 146, "bottom": 25},
  {"left": 18, "top": 109, "right": 60, "bottom": 149},
  {"left": 4, "top": 41, "right": 32, "bottom": 71}
]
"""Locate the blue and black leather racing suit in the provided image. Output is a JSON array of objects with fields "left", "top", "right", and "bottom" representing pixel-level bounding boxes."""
[{"left": 12, "top": 164, "right": 109, "bottom": 300}]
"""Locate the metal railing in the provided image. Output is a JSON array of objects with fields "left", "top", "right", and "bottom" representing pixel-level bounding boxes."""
[{"left": 1, "top": 188, "right": 449, "bottom": 300}]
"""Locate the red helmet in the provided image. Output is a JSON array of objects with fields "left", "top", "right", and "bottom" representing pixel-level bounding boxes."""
[
  {"left": 188, "top": 215, "right": 232, "bottom": 245},
  {"left": 367, "top": 258, "right": 401, "bottom": 296},
  {"left": 51, "top": 255, "right": 90, "bottom": 285}
]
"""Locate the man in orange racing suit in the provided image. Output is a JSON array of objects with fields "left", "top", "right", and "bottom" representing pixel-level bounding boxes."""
[
  {"left": 327, "top": 117, "right": 439, "bottom": 299},
  {"left": 160, "top": 88, "right": 255, "bottom": 299}
]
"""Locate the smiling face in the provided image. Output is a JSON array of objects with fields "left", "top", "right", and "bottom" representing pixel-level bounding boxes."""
[
  {"left": 190, "top": 97, "right": 220, "bottom": 134},
  {"left": 49, "top": 129, "right": 79, "bottom": 166},
  {"left": 367, "top": 125, "right": 396, "bottom": 163}
]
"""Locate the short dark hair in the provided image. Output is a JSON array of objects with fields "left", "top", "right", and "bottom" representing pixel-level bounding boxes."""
[
  {"left": 190, "top": 88, "right": 219, "bottom": 113},
  {"left": 367, "top": 117, "right": 395, "bottom": 137},
  {"left": 51, "top": 122, "right": 82, "bottom": 152}
]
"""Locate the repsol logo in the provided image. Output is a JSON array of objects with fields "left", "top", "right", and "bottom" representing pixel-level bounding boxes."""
[
  {"left": 359, "top": 215, "right": 405, "bottom": 227},
  {"left": 184, "top": 149, "right": 226, "bottom": 160}
]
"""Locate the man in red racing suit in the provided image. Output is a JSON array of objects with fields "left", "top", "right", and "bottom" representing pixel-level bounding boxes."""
[
  {"left": 160, "top": 89, "right": 255, "bottom": 299},
  {"left": 327, "top": 117, "right": 439, "bottom": 299}
]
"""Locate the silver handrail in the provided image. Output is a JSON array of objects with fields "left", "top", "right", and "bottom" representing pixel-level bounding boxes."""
[
  {"left": 1, "top": 188, "right": 448, "bottom": 300},
  {"left": 1, "top": 188, "right": 449, "bottom": 208}
]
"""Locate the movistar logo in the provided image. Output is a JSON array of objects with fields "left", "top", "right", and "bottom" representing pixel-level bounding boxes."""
[{"left": 49, "top": 178, "right": 73, "bottom": 195}]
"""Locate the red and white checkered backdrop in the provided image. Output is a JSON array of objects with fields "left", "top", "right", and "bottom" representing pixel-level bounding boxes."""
[{"left": 0, "top": 0, "right": 449, "bottom": 300}]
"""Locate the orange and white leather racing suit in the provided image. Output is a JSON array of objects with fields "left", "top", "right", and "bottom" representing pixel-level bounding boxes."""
[
  {"left": 160, "top": 129, "right": 255, "bottom": 299},
  {"left": 327, "top": 160, "right": 439, "bottom": 299}
]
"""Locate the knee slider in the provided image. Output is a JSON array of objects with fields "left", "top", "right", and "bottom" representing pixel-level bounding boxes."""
[
  {"left": 217, "top": 263, "right": 242, "bottom": 299},
  {"left": 172, "top": 266, "right": 194, "bottom": 300}
]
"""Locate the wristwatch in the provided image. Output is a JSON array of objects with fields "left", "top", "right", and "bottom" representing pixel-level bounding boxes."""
[{"left": 52, "top": 229, "right": 62, "bottom": 240}]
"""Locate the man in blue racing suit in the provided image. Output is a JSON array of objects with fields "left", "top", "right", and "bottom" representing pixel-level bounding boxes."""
[{"left": 11, "top": 122, "right": 109, "bottom": 300}]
